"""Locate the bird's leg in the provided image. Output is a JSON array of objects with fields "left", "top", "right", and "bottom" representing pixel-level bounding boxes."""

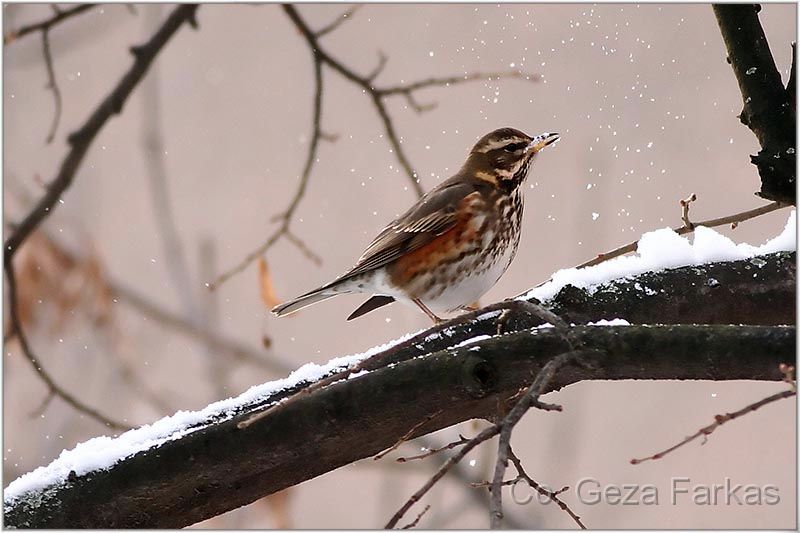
[{"left": 413, "top": 298, "right": 444, "bottom": 324}]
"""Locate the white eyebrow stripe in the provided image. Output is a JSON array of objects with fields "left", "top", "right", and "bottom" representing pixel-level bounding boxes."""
[{"left": 479, "top": 137, "right": 527, "bottom": 152}]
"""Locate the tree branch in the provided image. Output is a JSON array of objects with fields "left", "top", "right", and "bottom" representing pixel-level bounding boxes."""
[
  {"left": 566, "top": 200, "right": 786, "bottom": 270},
  {"left": 3, "top": 4, "right": 200, "bottom": 428},
  {"left": 631, "top": 363, "right": 796, "bottom": 465},
  {"left": 40, "top": 29, "right": 62, "bottom": 143},
  {"left": 3, "top": 4, "right": 97, "bottom": 44},
  {"left": 282, "top": 4, "right": 540, "bottom": 201},
  {"left": 713, "top": 5, "right": 796, "bottom": 204},
  {"left": 489, "top": 349, "right": 592, "bottom": 528},
  {"left": 4, "top": 322, "right": 793, "bottom": 528},
  {"left": 209, "top": 4, "right": 542, "bottom": 290},
  {"left": 208, "top": 41, "right": 325, "bottom": 290}
]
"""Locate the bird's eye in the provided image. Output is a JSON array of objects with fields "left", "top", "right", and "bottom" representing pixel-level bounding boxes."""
[{"left": 503, "top": 142, "right": 526, "bottom": 152}]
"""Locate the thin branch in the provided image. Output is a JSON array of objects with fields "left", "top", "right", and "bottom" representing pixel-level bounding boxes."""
[
  {"left": 4, "top": 3, "right": 199, "bottom": 260},
  {"left": 315, "top": 4, "right": 361, "bottom": 38},
  {"left": 367, "top": 50, "right": 389, "bottom": 82},
  {"left": 2, "top": 178, "right": 292, "bottom": 375},
  {"left": 400, "top": 504, "right": 430, "bottom": 529},
  {"left": 211, "top": 5, "right": 542, "bottom": 290},
  {"left": 208, "top": 45, "right": 324, "bottom": 290},
  {"left": 679, "top": 192, "right": 697, "bottom": 230},
  {"left": 4, "top": 3, "right": 97, "bottom": 44},
  {"left": 384, "top": 424, "right": 501, "bottom": 529},
  {"left": 285, "top": 230, "right": 323, "bottom": 264},
  {"left": 507, "top": 448, "right": 586, "bottom": 529},
  {"left": 413, "top": 435, "right": 527, "bottom": 529},
  {"left": 490, "top": 349, "right": 596, "bottom": 528},
  {"left": 566, "top": 200, "right": 786, "bottom": 272},
  {"left": 378, "top": 71, "right": 540, "bottom": 98},
  {"left": 41, "top": 30, "right": 62, "bottom": 143},
  {"left": 283, "top": 4, "right": 541, "bottom": 199},
  {"left": 631, "top": 365, "right": 796, "bottom": 465},
  {"left": 385, "top": 336, "right": 596, "bottom": 530},
  {"left": 3, "top": 4, "right": 199, "bottom": 428},
  {"left": 4, "top": 268, "right": 131, "bottom": 430},
  {"left": 374, "top": 410, "right": 443, "bottom": 461},
  {"left": 29, "top": 389, "right": 56, "bottom": 419},
  {"left": 369, "top": 90, "right": 421, "bottom": 194},
  {"left": 396, "top": 434, "right": 470, "bottom": 463}
]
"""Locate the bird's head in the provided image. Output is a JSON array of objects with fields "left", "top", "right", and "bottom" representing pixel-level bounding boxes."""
[{"left": 463, "top": 127, "right": 560, "bottom": 189}]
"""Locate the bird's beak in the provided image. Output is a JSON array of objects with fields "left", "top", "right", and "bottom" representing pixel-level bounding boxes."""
[{"left": 527, "top": 132, "right": 561, "bottom": 153}]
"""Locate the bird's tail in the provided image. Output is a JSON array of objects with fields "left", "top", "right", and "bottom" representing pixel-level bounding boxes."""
[{"left": 271, "top": 283, "right": 342, "bottom": 317}]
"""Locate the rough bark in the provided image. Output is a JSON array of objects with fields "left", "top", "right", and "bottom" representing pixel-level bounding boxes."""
[
  {"left": 545, "top": 251, "right": 795, "bottom": 326},
  {"left": 4, "top": 325, "right": 794, "bottom": 528},
  {"left": 4, "top": 252, "right": 796, "bottom": 528},
  {"left": 714, "top": 5, "right": 796, "bottom": 204}
]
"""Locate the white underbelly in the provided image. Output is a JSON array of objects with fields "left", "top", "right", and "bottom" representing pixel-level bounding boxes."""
[{"left": 407, "top": 240, "right": 516, "bottom": 313}]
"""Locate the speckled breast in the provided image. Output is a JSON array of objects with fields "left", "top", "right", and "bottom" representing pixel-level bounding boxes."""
[{"left": 389, "top": 188, "right": 524, "bottom": 312}]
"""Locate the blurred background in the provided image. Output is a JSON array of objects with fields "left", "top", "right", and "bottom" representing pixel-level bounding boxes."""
[{"left": 2, "top": 3, "right": 796, "bottom": 528}]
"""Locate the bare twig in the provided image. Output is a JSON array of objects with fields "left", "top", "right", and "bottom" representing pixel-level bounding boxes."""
[
  {"left": 211, "top": 5, "right": 541, "bottom": 290},
  {"left": 490, "top": 349, "right": 595, "bottom": 528},
  {"left": 378, "top": 71, "right": 539, "bottom": 98},
  {"left": 374, "top": 410, "right": 443, "bottom": 460},
  {"left": 400, "top": 504, "right": 430, "bottom": 529},
  {"left": 4, "top": 4, "right": 97, "bottom": 44},
  {"left": 564, "top": 200, "right": 786, "bottom": 272},
  {"left": 29, "top": 389, "right": 56, "bottom": 419},
  {"left": 40, "top": 30, "right": 62, "bottom": 143},
  {"left": 5, "top": 268, "right": 131, "bottom": 430},
  {"left": 3, "top": 4, "right": 199, "bottom": 428},
  {"left": 397, "top": 434, "right": 470, "bottom": 463},
  {"left": 679, "top": 192, "right": 697, "bottom": 230},
  {"left": 507, "top": 448, "right": 586, "bottom": 529},
  {"left": 631, "top": 364, "right": 796, "bottom": 465},
  {"left": 469, "top": 478, "right": 518, "bottom": 489},
  {"left": 384, "top": 424, "right": 501, "bottom": 529},
  {"left": 5, "top": 176, "right": 290, "bottom": 374},
  {"left": 315, "top": 4, "right": 361, "bottom": 38},
  {"left": 385, "top": 340, "right": 596, "bottom": 530},
  {"left": 414, "top": 434, "right": 527, "bottom": 529},
  {"left": 208, "top": 42, "right": 324, "bottom": 290}
]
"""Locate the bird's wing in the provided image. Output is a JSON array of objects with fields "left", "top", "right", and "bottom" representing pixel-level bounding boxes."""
[{"left": 335, "top": 180, "right": 477, "bottom": 281}]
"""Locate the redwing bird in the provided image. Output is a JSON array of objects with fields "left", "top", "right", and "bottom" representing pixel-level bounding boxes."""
[{"left": 272, "top": 127, "right": 560, "bottom": 323}]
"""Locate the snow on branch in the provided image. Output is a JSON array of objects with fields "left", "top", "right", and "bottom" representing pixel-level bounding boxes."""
[
  {"left": 4, "top": 230, "right": 796, "bottom": 527},
  {"left": 4, "top": 322, "right": 794, "bottom": 528},
  {"left": 526, "top": 209, "right": 795, "bottom": 302}
]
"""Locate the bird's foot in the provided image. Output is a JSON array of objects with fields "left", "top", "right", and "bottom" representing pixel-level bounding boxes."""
[{"left": 413, "top": 298, "right": 444, "bottom": 325}]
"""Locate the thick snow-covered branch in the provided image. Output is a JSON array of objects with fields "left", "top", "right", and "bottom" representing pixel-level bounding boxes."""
[
  {"left": 4, "top": 324, "right": 794, "bottom": 528},
  {"left": 5, "top": 214, "right": 795, "bottom": 527},
  {"left": 4, "top": 246, "right": 795, "bottom": 528}
]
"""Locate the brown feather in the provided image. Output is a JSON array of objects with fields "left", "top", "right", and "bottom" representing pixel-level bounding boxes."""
[{"left": 334, "top": 178, "right": 492, "bottom": 281}]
